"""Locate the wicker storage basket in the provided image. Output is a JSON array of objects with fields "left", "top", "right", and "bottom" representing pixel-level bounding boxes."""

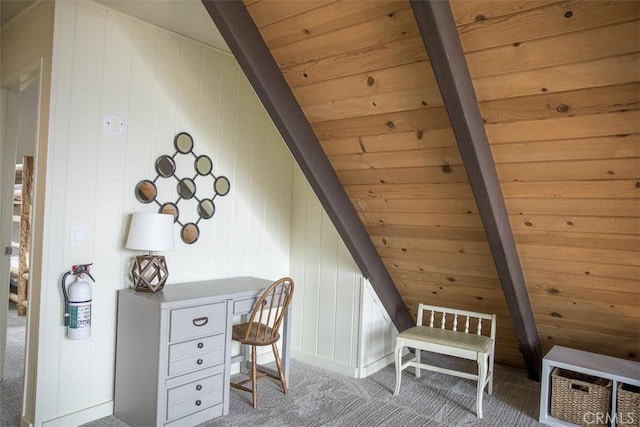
[
  {"left": 617, "top": 383, "right": 640, "bottom": 427},
  {"left": 551, "top": 368, "right": 612, "bottom": 426}
]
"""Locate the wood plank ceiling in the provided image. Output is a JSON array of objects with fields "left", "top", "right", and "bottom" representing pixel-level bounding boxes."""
[{"left": 208, "top": 0, "right": 640, "bottom": 369}]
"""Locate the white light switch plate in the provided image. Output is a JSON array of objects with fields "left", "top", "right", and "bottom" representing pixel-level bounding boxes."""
[{"left": 70, "top": 224, "right": 85, "bottom": 247}]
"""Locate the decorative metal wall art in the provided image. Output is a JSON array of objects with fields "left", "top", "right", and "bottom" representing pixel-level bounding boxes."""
[{"left": 134, "top": 132, "right": 230, "bottom": 244}]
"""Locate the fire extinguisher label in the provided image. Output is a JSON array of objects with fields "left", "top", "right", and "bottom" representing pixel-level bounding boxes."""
[{"left": 69, "top": 304, "right": 91, "bottom": 329}]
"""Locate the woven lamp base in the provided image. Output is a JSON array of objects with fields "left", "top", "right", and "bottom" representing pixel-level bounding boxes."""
[{"left": 132, "top": 255, "right": 169, "bottom": 292}]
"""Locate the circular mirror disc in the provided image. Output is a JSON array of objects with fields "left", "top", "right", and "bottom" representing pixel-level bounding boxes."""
[
  {"left": 177, "top": 178, "right": 196, "bottom": 199},
  {"left": 195, "top": 155, "right": 213, "bottom": 176},
  {"left": 174, "top": 132, "right": 194, "bottom": 154},
  {"left": 181, "top": 223, "right": 199, "bottom": 244},
  {"left": 198, "top": 199, "right": 215, "bottom": 219},
  {"left": 135, "top": 180, "right": 157, "bottom": 203},
  {"left": 159, "top": 203, "right": 179, "bottom": 222},
  {"left": 214, "top": 176, "right": 230, "bottom": 196},
  {"left": 155, "top": 155, "right": 176, "bottom": 178}
]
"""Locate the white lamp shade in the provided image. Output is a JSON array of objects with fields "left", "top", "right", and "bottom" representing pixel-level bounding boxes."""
[{"left": 126, "top": 212, "right": 175, "bottom": 252}]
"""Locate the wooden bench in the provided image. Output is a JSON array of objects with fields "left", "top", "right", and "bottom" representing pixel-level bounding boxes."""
[{"left": 392, "top": 304, "right": 496, "bottom": 418}]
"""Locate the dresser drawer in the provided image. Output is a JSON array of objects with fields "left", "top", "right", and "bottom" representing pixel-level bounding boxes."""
[
  {"left": 166, "top": 373, "right": 223, "bottom": 421},
  {"left": 233, "top": 293, "right": 280, "bottom": 315},
  {"left": 168, "top": 347, "right": 225, "bottom": 377},
  {"left": 169, "top": 333, "right": 224, "bottom": 361},
  {"left": 170, "top": 302, "right": 225, "bottom": 342}
]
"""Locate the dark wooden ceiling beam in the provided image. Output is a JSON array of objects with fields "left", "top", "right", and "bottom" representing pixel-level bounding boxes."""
[
  {"left": 410, "top": 0, "right": 542, "bottom": 380},
  {"left": 201, "top": 0, "right": 414, "bottom": 332}
]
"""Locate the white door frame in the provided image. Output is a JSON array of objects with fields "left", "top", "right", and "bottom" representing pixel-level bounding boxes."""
[{"left": 0, "top": 62, "right": 41, "bottom": 414}]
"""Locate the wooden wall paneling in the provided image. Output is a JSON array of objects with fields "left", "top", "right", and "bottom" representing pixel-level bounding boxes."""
[
  {"left": 360, "top": 211, "right": 483, "bottom": 229},
  {"left": 497, "top": 158, "right": 638, "bottom": 182},
  {"left": 411, "top": 0, "right": 542, "bottom": 378},
  {"left": 486, "top": 111, "right": 640, "bottom": 143},
  {"left": 367, "top": 224, "right": 489, "bottom": 245},
  {"left": 370, "top": 233, "right": 492, "bottom": 256},
  {"left": 526, "top": 276, "right": 639, "bottom": 312},
  {"left": 355, "top": 198, "right": 477, "bottom": 214},
  {"left": 457, "top": 1, "right": 639, "bottom": 53},
  {"left": 501, "top": 179, "right": 637, "bottom": 198},
  {"left": 538, "top": 324, "right": 639, "bottom": 361},
  {"left": 303, "top": 85, "right": 444, "bottom": 122},
  {"left": 530, "top": 297, "right": 639, "bottom": 331},
  {"left": 450, "top": 0, "right": 559, "bottom": 26},
  {"left": 490, "top": 136, "right": 640, "bottom": 162},
  {"left": 245, "top": 0, "right": 334, "bottom": 28},
  {"left": 519, "top": 256, "right": 638, "bottom": 282},
  {"left": 337, "top": 164, "right": 469, "bottom": 185},
  {"left": 281, "top": 36, "right": 427, "bottom": 87},
  {"left": 345, "top": 183, "right": 475, "bottom": 200},
  {"left": 329, "top": 146, "right": 464, "bottom": 170},
  {"left": 510, "top": 214, "right": 638, "bottom": 235},
  {"left": 293, "top": 61, "right": 438, "bottom": 107},
  {"left": 474, "top": 53, "right": 639, "bottom": 101},
  {"left": 517, "top": 244, "right": 639, "bottom": 267},
  {"left": 270, "top": 8, "right": 420, "bottom": 68},
  {"left": 513, "top": 230, "right": 639, "bottom": 252},
  {"left": 257, "top": 1, "right": 408, "bottom": 49},
  {"left": 312, "top": 107, "right": 452, "bottom": 140},
  {"left": 326, "top": 127, "right": 457, "bottom": 155},
  {"left": 466, "top": 20, "right": 640, "bottom": 79},
  {"left": 479, "top": 83, "right": 640, "bottom": 124}
]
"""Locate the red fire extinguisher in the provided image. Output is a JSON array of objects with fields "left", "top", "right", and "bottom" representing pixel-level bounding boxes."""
[{"left": 61, "top": 263, "right": 95, "bottom": 340}]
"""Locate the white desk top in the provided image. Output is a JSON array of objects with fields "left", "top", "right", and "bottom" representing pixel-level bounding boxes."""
[{"left": 121, "top": 276, "right": 274, "bottom": 306}]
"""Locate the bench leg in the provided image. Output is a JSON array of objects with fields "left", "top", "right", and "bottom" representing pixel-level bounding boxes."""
[
  {"left": 476, "top": 354, "right": 488, "bottom": 418},
  {"left": 488, "top": 349, "right": 495, "bottom": 395},
  {"left": 393, "top": 341, "right": 403, "bottom": 396}
]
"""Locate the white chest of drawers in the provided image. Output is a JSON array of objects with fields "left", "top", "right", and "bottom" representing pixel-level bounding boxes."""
[{"left": 114, "top": 277, "right": 276, "bottom": 427}]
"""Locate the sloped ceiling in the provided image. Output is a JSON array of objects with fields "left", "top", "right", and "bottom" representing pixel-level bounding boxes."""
[{"left": 203, "top": 0, "right": 639, "bottom": 375}]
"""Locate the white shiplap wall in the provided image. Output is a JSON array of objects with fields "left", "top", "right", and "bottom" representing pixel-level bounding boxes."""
[
  {"left": 289, "top": 165, "right": 396, "bottom": 378},
  {"left": 31, "top": 1, "right": 293, "bottom": 425}
]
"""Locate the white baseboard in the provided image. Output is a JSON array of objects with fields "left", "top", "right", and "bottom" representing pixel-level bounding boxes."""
[
  {"left": 41, "top": 401, "right": 113, "bottom": 427},
  {"left": 291, "top": 351, "right": 358, "bottom": 378},
  {"left": 355, "top": 352, "right": 395, "bottom": 379}
]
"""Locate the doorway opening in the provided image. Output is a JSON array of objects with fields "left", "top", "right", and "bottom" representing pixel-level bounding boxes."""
[{"left": 0, "top": 75, "right": 39, "bottom": 426}]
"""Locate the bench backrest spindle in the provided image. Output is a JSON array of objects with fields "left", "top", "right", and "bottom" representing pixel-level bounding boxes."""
[{"left": 416, "top": 303, "right": 496, "bottom": 342}]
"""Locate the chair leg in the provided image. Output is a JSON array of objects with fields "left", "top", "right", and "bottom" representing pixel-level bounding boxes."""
[
  {"left": 476, "top": 354, "right": 488, "bottom": 418},
  {"left": 393, "top": 341, "right": 403, "bottom": 396},
  {"left": 272, "top": 343, "right": 288, "bottom": 394},
  {"left": 415, "top": 348, "right": 421, "bottom": 378},
  {"left": 251, "top": 345, "right": 258, "bottom": 409}
]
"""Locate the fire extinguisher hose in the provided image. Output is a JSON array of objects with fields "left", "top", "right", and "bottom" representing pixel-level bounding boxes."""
[{"left": 61, "top": 270, "right": 72, "bottom": 326}]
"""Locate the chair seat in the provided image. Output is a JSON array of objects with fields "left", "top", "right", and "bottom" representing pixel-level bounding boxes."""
[
  {"left": 398, "top": 326, "right": 493, "bottom": 354},
  {"left": 233, "top": 322, "right": 280, "bottom": 346}
]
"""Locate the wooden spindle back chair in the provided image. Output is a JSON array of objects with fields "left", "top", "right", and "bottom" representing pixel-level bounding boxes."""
[{"left": 230, "top": 277, "right": 295, "bottom": 408}]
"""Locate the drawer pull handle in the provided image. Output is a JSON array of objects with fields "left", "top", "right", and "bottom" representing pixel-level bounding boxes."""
[
  {"left": 197, "top": 342, "right": 204, "bottom": 349},
  {"left": 192, "top": 317, "right": 209, "bottom": 327},
  {"left": 197, "top": 359, "right": 203, "bottom": 365},
  {"left": 196, "top": 384, "right": 202, "bottom": 391},
  {"left": 195, "top": 400, "right": 202, "bottom": 406}
]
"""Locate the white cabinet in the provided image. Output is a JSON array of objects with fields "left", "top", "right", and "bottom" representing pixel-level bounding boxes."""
[
  {"left": 539, "top": 346, "right": 640, "bottom": 427},
  {"left": 114, "top": 277, "right": 277, "bottom": 426}
]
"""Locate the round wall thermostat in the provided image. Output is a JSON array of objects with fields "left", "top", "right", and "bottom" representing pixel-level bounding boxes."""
[{"left": 104, "top": 114, "right": 125, "bottom": 136}]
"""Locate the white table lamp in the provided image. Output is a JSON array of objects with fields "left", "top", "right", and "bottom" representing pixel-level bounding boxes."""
[{"left": 126, "top": 212, "right": 175, "bottom": 292}]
